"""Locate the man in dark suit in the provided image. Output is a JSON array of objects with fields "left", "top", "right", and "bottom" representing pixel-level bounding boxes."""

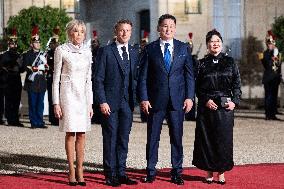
[
  {"left": 0, "top": 51, "right": 6, "bottom": 125},
  {"left": 90, "top": 31, "right": 102, "bottom": 124},
  {"left": 94, "top": 19, "right": 139, "bottom": 187},
  {"left": 46, "top": 37, "right": 59, "bottom": 126},
  {"left": 138, "top": 14, "right": 195, "bottom": 185}
]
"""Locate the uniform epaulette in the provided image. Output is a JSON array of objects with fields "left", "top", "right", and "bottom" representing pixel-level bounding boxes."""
[{"left": 22, "top": 49, "right": 30, "bottom": 54}]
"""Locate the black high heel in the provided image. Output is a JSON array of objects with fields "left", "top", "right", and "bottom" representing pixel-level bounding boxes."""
[
  {"left": 75, "top": 168, "right": 86, "bottom": 186},
  {"left": 77, "top": 181, "right": 87, "bottom": 186},
  {"left": 68, "top": 182, "right": 77, "bottom": 186},
  {"left": 68, "top": 172, "right": 77, "bottom": 186}
]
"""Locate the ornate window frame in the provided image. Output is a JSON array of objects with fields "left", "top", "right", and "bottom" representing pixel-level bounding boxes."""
[{"left": 185, "top": 0, "right": 202, "bottom": 14}]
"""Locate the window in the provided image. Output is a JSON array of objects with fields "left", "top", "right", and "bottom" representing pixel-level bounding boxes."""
[
  {"left": 185, "top": 0, "right": 201, "bottom": 14},
  {"left": 213, "top": 0, "right": 242, "bottom": 59},
  {"left": 61, "top": 0, "right": 80, "bottom": 18}
]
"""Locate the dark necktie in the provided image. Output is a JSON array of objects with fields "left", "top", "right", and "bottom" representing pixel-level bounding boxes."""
[
  {"left": 121, "top": 46, "right": 128, "bottom": 63},
  {"left": 164, "top": 43, "right": 171, "bottom": 72}
]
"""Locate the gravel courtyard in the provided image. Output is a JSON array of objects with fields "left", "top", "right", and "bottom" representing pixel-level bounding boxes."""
[{"left": 0, "top": 109, "right": 283, "bottom": 174}]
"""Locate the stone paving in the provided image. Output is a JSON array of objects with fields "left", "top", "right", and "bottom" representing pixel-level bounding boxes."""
[{"left": 0, "top": 109, "right": 283, "bottom": 174}]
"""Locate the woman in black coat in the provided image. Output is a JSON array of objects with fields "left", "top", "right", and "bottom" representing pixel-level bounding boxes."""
[{"left": 192, "top": 29, "right": 241, "bottom": 185}]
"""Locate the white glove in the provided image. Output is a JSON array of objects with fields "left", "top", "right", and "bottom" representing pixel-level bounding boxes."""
[
  {"left": 273, "top": 47, "right": 279, "bottom": 57},
  {"left": 39, "top": 55, "right": 47, "bottom": 64},
  {"left": 38, "top": 64, "right": 45, "bottom": 71}
]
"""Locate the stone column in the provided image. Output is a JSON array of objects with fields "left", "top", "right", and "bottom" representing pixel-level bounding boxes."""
[
  {"left": 0, "top": 0, "right": 4, "bottom": 37},
  {"left": 149, "top": 0, "right": 159, "bottom": 42}
]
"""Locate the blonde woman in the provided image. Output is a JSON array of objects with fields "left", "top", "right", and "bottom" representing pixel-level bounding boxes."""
[{"left": 53, "top": 19, "right": 93, "bottom": 186}]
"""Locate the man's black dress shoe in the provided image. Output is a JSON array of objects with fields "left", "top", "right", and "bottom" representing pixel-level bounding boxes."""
[
  {"left": 276, "top": 111, "right": 283, "bottom": 115},
  {"left": 16, "top": 123, "right": 24, "bottom": 127},
  {"left": 77, "top": 181, "right": 86, "bottom": 186},
  {"left": 51, "top": 122, "right": 59, "bottom": 126},
  {"left": 39, "top": 124, "right": 48, "bottom": 129},
  {"left": 171, "top": 175, "right": 184, "bottom": 185},
  {"left": 8, "top": 122, "right": 24, "bottom": 127},
  {"left": 119, "top": 175, "right": 138, "bottom": 185},
  {"left": 142, "top": 175, "right": 155, "bottom": 183},
  {"left": 106, "top": 177, "right": 121, "bottom": 187},
  {"left": 68, "top": 182, "right": 77, "bottom": 186},
  {"left": 266, "top": 116, "right": 281, "bottom": 120}
]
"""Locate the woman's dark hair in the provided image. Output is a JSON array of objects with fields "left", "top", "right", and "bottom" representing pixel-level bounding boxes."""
[
  {"left": 158, "top": 14, "right": 176, "bottom": 26},
  {"left": 206, "top": 29, "right": 223, "bottom": 43}
]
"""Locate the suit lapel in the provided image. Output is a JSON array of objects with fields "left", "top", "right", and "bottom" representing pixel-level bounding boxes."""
[
  {"left": 128, "top": 44, "right": 135, "bottom": 76},
  {"left": 111, "top": 42, "right": 125, "bottom": 75},
  {"left": 153, "top": 39, "right": 168, "bottom": 74},
  {"left": 169, "top": 39, "right": 180, "bottom": 74}
]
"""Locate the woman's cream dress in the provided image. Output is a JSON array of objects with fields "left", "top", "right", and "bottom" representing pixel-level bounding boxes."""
[{"left": 52, "top": 42, "right": 93, "bottom": 132}]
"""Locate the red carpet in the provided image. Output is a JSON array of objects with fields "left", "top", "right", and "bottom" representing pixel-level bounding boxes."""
[{"left": 0, "top": 163, "right": 283, "bottom": 189}]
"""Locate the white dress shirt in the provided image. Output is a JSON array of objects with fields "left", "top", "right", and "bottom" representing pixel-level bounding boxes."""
[
  {"left": 160, "top": 38, "right": 174, "bottom": 62},
  {"left": 116, "top": 41, "right": 129, "bottom": 60}
]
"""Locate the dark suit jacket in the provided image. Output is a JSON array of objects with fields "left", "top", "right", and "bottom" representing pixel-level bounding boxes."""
[
  {"left": 261, "top": 49, "right": 281, "bottom": 84},
  {"left": 94, "top": 42, "right": 139, "bottom": 111},
  {"left": 0, "top": 52, "right": 8, "bottom": 88},
  {"left": 138, "top": 39, "right": 195, "bottom": 111},
  {"left": 22, "top": 49, "right": 47, "bottom": 93}
]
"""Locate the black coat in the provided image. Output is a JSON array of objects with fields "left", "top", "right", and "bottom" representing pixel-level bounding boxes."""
[
  {"left": 1, "top": 50, "right": 24, "bottom": 73},
  {"left": 0, "top": 52, "right": 8, "bottom": 88},
  {"left": 192, "top": 53, "right": 242, "bottom": 172},
  {"left": 196, "top": 53, "right": 241, "bottom": 106},
  {"left": 0, "top": 49, "right": 24, "bottom": 87}
]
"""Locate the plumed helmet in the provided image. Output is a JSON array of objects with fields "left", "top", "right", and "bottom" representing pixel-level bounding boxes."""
[
  {"left": 266, "top": 30, "right": 276, "bottom": 45},
  {"left": 31, "top": 25, "right": 40, "bottom": 43},
  {"left": 8, "top": 28, "right": 18, "bottom": 44},
  {"left": 93, "top": 30, "right": 98, "bottom": 39},
  {"left": 141, "top": 30, "right": 149, "bottom": 43},
  {"left": 50, "top": 26, "right": 60, "bottom": 44}
]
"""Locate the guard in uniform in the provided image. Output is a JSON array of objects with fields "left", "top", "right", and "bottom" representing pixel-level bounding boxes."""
[
  {"left": 261, "top": 30, "right": 281, "bottom": 120},
  {"left": 46, "top": 27, "right": 60, "bottom": 126},
  {"left": 0, "top": 50, "right": 7, "bottom": 124},
  {"left": 23, "top": 26, "right": 48, "bottom": 128},
  {"left": 185, "top": 32, "right": 198, "bottom": 121},
  {"left": 139, "top": 32, "right": 149, "bottom": 123},
  {"left": 91, "top": 30, "right": 102, "bottom": 124},
  {"left": 1, "top": 28, "right": 25, "bottom": 126}
]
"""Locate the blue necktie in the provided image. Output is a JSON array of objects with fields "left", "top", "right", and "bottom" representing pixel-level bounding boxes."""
[{"left": 164, "top": 43, "right": 171, "bottom": 73}]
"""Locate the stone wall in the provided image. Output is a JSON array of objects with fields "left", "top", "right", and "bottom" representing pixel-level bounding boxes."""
[{"left": 80, "top": 0, "right": 150, "bottom": 45}]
